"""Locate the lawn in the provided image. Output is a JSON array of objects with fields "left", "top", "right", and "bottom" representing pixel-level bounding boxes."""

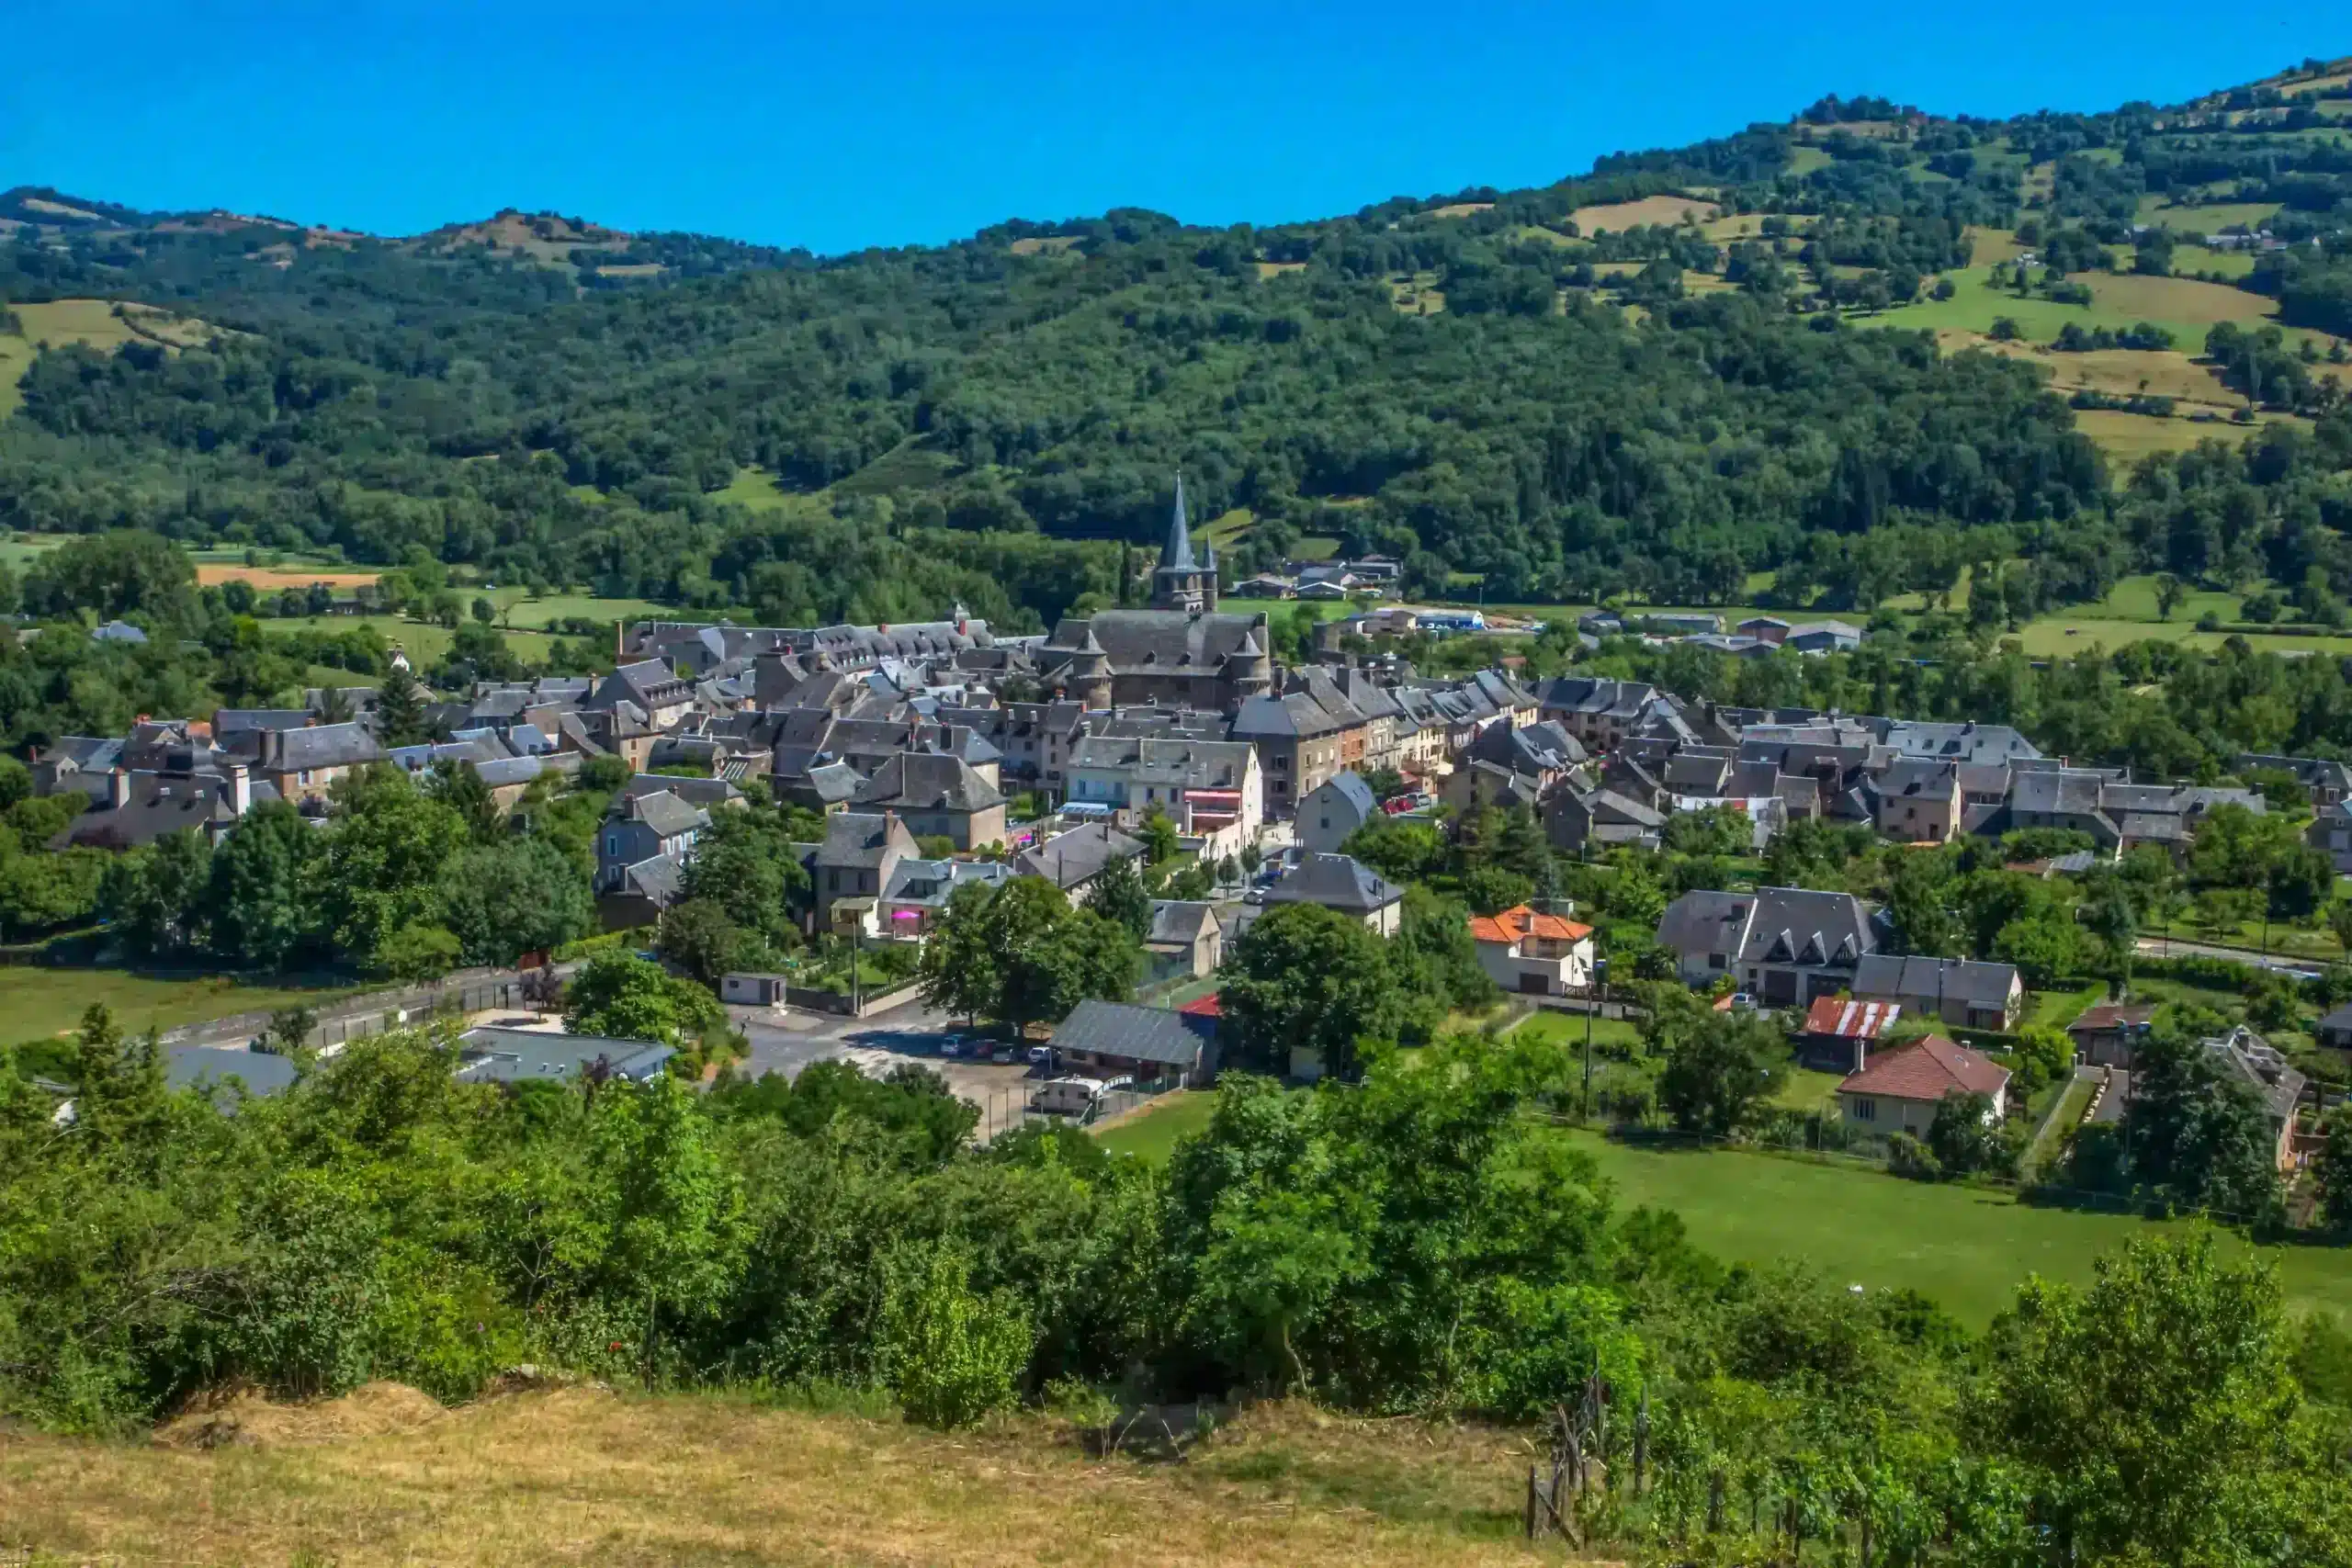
[
  {"left": 1869, "top": 261, "right": 2335, "bottom": 356},
  {"left": 1508, "top": 1008, "right": 1646, "bottom": 1057},
  {"left": 1567, "top": 1133, "right": 2352, "bottom": 1326},
  {"left": 0, "top": 966, "right": 369, "bottom": 1042},
  {"left": 1094, "top": 1089, "right": 1216, "bottom": 1162}
]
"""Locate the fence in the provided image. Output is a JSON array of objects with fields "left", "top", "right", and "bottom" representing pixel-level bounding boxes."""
[
  {"left": 962, "top": 1075, "right": 1177, "bottom": 1145},
  {"left": 158, "top": 970, "right": 544, "bottom": 1053}
]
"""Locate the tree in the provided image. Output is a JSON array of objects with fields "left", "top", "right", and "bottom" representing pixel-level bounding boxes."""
[
  {"left": 1221, "top": 903, "right": 1401, "bottom": 1080},
  {"left": 565, "top": 952, "right": 725, "bottom": 1044},
  {"left": 2125, "top": 1026, "right": 2285, "bottom": 1219},
  {"left": 1925, "top": 1090, "right": 2013, "bottom": 1178},
  {"left": 319, "top": 767, "right": 469, "bottom": 970},
  {"left": 2314, "top": 1106, "right": 2352, "bottom": 1235},
  {"left": 915, "top": 877, "right": 1137, "bottom": 1033},
  {"left": 1137, "top": 809, "right": 1180, "bottom": 866},
  {"left": 1656, "top": 1010, "right": 1784, "bottom": 1137},
  {"left": 207, "top": 800, "right": 322, "bottom": 970},
  {"left": 1086, "top": 852, "right": 1151, "bottom": 943},
  {"left": 1973, "top": 1234, "right": 2311, "bottom": 1565},
  {"left": 66, "top": 1004, "right": 168, "bottom": 1155},
  {"left": 653, "top": 898, "right": 751, "bottom": 989},
  {"left": 2154, "top": 572, "right": 2187, "bottom": 621},
  {"left": 424, "top": 761, "right": 504, "bottom": 844},
  {"left": 101, "top": 828, "right": 212, "bottom": 956},
  {"left": 374, "top": 662, "right": 430, "bottom": 748},
  {"left": 437, "top": 838, "right": 594, "bottom": 967},
  {"left": 679, "top": 809, "right": 808, "bottom": 950},
  {"left": 377, "top": 920, "right": 460, "bottom": 980}
]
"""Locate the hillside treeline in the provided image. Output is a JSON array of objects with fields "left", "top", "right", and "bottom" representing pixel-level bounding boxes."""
[{"left": 7, "top": 1021, "right": 2349, "bottom": 1564}]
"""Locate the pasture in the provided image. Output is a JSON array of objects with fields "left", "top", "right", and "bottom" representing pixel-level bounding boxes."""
[
  {"left": 1, "top": 299, "right": 235, "bottom": 419},
  {"left": 0, "top": 966, "right": 368, "bottom": 1043},
  {"left": 1566, "top": 1133, "right": 2352, "bottom": 1327},
  {"left": 1567, "top": 194, "right": 1715, "bottom": 233}
]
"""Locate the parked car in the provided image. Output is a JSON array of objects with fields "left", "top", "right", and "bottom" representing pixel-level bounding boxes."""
[
  {"left": 990, "top": 1043, "right": 1020, "bottom": 1065},
  {"left": 1029, "top": 1077, "right": 1109, "bottom": 1116},
  {"left": 938, "top": 1033, "right": 968, "bottom": 1057},
  {"left": 1242, "top": 887, "right": 1266, "bottom": 905},
  {"left": 1026, "top": 1045, "right": 1055, "bottom": 1069}
]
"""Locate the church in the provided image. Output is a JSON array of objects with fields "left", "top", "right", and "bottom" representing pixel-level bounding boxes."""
[{"left": 1038, "top": 477, "right": 1276, "bottom": 714}]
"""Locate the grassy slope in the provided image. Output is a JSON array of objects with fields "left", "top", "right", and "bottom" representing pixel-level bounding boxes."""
[
  {"left": 1569, "top": 1133, "right": 2352, "bottom": 1326},
  {"left": 0, "top": 1391, "right": 1533, "bottom": 1568},
  {"left": 0, "top": 966, "right": 368, "bottom": 1040},
  {"left": 1096, "top": 1088, "right": 1217, "bottom": 1162}
]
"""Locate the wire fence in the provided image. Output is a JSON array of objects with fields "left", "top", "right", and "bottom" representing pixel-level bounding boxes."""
[{"left": 159, "top": 972, "right": 542, "bottom": 1054}]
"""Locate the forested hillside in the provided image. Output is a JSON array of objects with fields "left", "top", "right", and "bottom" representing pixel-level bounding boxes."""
[{"left": 3, "top": 58, "right": 2352, "bottom": 622}]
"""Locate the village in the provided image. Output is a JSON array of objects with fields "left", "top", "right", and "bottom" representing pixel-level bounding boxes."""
[{"left": 21, "top": 482, "right": 2345, "bottom": 1210}]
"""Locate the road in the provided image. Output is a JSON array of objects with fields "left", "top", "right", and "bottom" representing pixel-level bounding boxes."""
[{"left": 2133, "top": 936, "right": 2325, "bottom": 977}]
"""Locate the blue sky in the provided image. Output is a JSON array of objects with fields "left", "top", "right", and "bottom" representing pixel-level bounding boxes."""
[{"left": 6, "top": 3, "right": 2346, "bottom": 254}]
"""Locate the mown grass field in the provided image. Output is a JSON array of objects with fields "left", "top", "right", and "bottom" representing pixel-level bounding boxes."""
[
  {"left": 1567, "top": 1134, "right": 2352, "bottom": 1326},
  {"left": 0, "top": 1391, "right": 1534, "bottom": 1568},
  {"left": 1095, "top": 1089, "right": 1217, "bottom": 1162},
  {"left": 0, "top": 966, "right": 368, "bottom": 1042},
  {"left": 1, "top": 299, "right": 237, "bottom": 419}
]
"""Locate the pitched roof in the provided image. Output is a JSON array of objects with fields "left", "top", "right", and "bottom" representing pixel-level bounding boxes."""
[
  {"left": 1049, "top": 999, "right": 1203, "bottom": 1067},
  {"left": 270, "top": 721, "right": 383, "bottom": 771},
  {"left": 1014, "top": 822, "right": 1145, "bottom": 888},
  {"left": 819, "top": 810, "right": 913, "bottom": 869},
  {"left": 455, "top": 1025, "right": 674, "bottom": 1085},
  {"left": 1147, "top": 899, "right": 1220, "bottom": 945},
  {"left": 854, "top": 751, "right": 1006, "bottom": 814},
  {"left": 1310, "top": 770, "right": 1379, "bottom": 818},
  {"left": 1838, "top": 1035, "right": 2010, "bottom": 1103},
  {"left": 1801, "top": 996, "right": 1903, "bottom": 1040},
  {"left": 1469, "top": 904, "right": 1593, "bottom": 946},
  {"left": 1850, "top": 954, "right": 2019, "bottom": 1008},
  {"left": 627, "top": 790, "right": 710, "bottom": 838},
  {"left": 1265, "top": 852, "right": 1403, "bottom": 914},
  {"left": 2067, "top": 1001, "right": 2157, "bottom": 1034}
]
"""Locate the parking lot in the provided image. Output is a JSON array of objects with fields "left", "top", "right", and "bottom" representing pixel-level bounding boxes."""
[{"left": 730, "top": 1000, "right": 1055, "bottom": 1143}]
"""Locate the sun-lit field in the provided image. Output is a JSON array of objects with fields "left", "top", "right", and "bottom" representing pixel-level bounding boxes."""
[
  {"left": 1, "top": 299, "right": 238, "bottom": 419},
  {"left": 0, "top": 1390, "right": 1535, "bottom": 1568},
  {"left": 1567, "top": 194, "right": 1716, "bottom": 232}
]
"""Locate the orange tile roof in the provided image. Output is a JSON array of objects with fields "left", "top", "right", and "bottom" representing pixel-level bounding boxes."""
[
  {"left": 1467, "top": 903, "right": 1594, "bottom": 946},
  {"left": 1838, "top": 1035, "right": 2009, "bottom": 1103}
]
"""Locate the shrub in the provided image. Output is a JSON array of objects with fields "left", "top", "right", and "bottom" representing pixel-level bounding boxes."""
[{"left": 878, "top": 1245, "right": 1031, "bottom": 1429}]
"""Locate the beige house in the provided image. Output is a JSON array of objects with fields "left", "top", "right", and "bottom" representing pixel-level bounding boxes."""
[
  {"left": 1871, "top": 759, "right": 1962, "bottom": 843},
  {"left": 1146, "top": 900, "right": 1223, "bottom": 980},
  {"left": 1837, "top": 1036, "right": 2010, "bottom": 1139}
]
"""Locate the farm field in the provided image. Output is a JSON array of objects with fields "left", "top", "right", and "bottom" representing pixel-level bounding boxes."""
[
  {"left": 1876, "top": 264, "right": 2310, "bottom": 348},
  {"left": 0, "top": 966, "right": 368, "bottom": 1042},
  {"left": 1567, "top": 1133, "right": 2352, "bottom": 1326},
  {"left": 1566, "top": 194, "right": 1715, "bottom": 232}
]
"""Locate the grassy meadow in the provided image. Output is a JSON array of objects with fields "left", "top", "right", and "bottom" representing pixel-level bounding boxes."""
[
  {"left": 1567, "top": 1134, "right": 2352, "bottom": 1327},
  {"left": 0, "top": 966, "right": 368, "bottom": 1042}
]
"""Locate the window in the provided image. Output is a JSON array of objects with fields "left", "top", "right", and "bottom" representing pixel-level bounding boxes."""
[
  {"left": 605, "top": 833, "right": 619, "bottom": 856},
  {"left": 1708, "top": 953, "right": 1725, "bottom": 971},
  {"left": 1852, "top": 1098, "right": 1875, "bottom": 1122},
  {"left": 1319, "top": 816, "right": 1330, "bottom": 829},
  {"left": 828, "top": 869, "right": 841, "bottom": 893}
]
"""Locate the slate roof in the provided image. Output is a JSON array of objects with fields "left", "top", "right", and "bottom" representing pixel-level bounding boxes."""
[
  {"left": 1839, "top": 1035, "right": 2010, "bottom": 1103},
  {"left": 1147, "top": 899, "right": 1220, "bottom": 946},
  {"left": 616, "top": 773, "right": 743, "bottom": 808},
  {"left": 268, "top": 721, "right": 384, "bottom": 772},
  {"left": 1049, "top": 999, "right": 1204, "bottom": 1067},
  {"left": 1879, "top": 720, "right": 2042, "bottom": 765},
  {"left": 627, "top": 790, "right": 710, "bottom": 839},
  {"left": 1313, "top": 771, "right": 1379, "bottom": 818},
  {"left": 1044, "top": 610, "right": 1269, "bottom": 677},
  {"left": 1230, "top": 691, "right": 1347, "bottom": 740},
  {"left": 882, "top": 857, "right": 1016, "bottom": 906},
  {"left": 618, "top": 852, "right": 687, "bottom": 908},
  {"left": 1656, "top": 886, "right": 1875, "bottom": 967},
  {"left": 1265, "top": 852, "right": 1403, "bottom": 915},
  {"left": 1850, "top": 954, "right": 2019, "bottom": 1009},
  {"left": 819, "top": 811, "right": 910, "bottom": 870},
  {"left": 854, "top": 751, "right": 1006, "bottom": 813},
  {"left": 1014, "top": 823, "right": 1146, "bottom": 888}
]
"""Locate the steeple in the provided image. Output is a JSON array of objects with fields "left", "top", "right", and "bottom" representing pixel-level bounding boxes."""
[
  {"left": 1159, "top": 473, "right": 1197, "bottom": 573},
  {"left": 1149, "top": 472, "right": 1213, "bottom": 613}
]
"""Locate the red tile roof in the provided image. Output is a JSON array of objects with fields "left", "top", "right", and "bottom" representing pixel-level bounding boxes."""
[
  {"left": 1838, "top": 1035, "right": 2009, "bottom": 1103},
  {"left": 1468, "top": 903, "right": 1594, "bottom": 946},
  {"left": 1178, "top": 993, "right": 1222, "bottom": 1018},
  {"left": 2067, "top": 1001, "right": 2156, "bottom": 1034},
  {"left": 1802, "top": 996, "right": 1902, "bottom": 1040}
]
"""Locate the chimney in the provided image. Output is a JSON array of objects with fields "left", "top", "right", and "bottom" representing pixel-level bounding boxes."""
[
  {"left": 230, "top": 762, "right": 252, "bottom": 817},
  {"left": 107, "top": 767, "right": 130, "bottom": 809}
]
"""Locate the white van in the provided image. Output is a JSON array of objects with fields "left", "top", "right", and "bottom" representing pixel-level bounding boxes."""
[{"left": 1028, "top": 1077, "right": 1109, "bottom": 1116}]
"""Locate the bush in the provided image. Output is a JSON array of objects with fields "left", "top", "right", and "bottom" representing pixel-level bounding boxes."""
[
  {"left": 878, "top": 1246, "right": 1030, "bottom": 1429},
  {"left": 1887, "top": 1132, "right": 1944, "bottom": 1180}
]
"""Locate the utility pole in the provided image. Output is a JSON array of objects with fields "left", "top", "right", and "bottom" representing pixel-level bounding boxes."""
[{"left": 1583, "top": 957, "right": 1608, "bottom": 1122}]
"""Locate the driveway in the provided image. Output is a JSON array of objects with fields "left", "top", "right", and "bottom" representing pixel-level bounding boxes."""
[{"left": 2133, "top": 935, "right": 2324, "bottom": 978}]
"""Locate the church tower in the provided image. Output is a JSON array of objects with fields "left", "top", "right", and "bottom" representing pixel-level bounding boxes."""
[{"left": 1149, "top": 474, "right": 1216, "bottom": 612}]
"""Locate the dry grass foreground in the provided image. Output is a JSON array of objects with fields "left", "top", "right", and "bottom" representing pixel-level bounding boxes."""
[{"left": 0, "top": 1384, "right": 1547, "bottom": 1567}]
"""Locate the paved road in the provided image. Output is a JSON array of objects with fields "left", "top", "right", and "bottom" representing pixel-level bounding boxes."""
[{"left": 2134, "top": 936, "right": 2325, "bottom": 977}]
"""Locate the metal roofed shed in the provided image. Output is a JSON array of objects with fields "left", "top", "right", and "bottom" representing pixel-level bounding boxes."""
[
  {"left": 454, "top": 1026, "right": 675, "bottom": 1086},
  {"left": 1047, "top": 999, "right": 1212, "bottom": 1086}
]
